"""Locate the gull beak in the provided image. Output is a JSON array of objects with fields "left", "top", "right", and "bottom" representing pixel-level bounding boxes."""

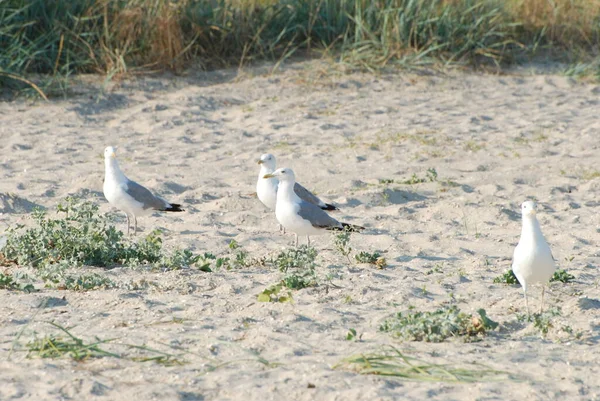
[
  {"left": 263, "top": 173, "right": 274, "bottom": 179},
  {"left": 110, "top": 152, "right": 116, "bottom": 158},
  {"left": 257, "top": 159, "right": 264, "bottom": 165}
]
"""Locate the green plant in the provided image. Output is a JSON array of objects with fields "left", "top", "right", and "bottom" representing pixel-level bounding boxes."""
[
  {"left": 25, "top": 322, "right": 187, "bottom": 364},
  {"left": 27, "top": 322, "right": 120, "bottom": 361},
  {"left": 550, "top": 269, "right": 575, "bottom": 283},
  {"left": 346, "top": 328, "right": 361, "bottom": 341},
  {"left": 272, "top": 245, "right": 318, "bottom": 289},
  {"left": 493, "top": 270, "right": 519, "bottom": 284},
  {"left": 0, "top": 197, "right": 217, "bottom": 287},
  {"left": 380, "top": 306, "right": 498, "bottom": 342},
  {"left": 334, "top": 230, "right": 352, "bottom": 263},
  {"left": 64, "top": 272, "right": 113, "bottom": 291},
  {"left": 0, "top": 272, "right": 34, "bottom": 292},
  {"left": 355, "top": 251, "right": 387, "bottom": 268},
  {"left": 1, "top": 198, "right": 161, "bottom": 269},
  {"left": 335, "top": 346, "right": 512, "bottom": 382},
  {"left": 532, "top": 308, "right": 561, "bottom": 336},
  {"left": 257, "top": 284, "right": 293, "bottom": 303}
]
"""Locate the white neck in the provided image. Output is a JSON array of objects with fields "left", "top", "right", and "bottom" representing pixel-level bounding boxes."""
[
  {"left": 105, "top": 157, "right": 127, "bottom": 182},
  {"left": 277, "top": 178, "right": 300, "bottom": 203},
  {"left": 521, "top": 215, "right": 544, "bottom": 243},
  {"left": 258, "top": 164, "right": 274, "bottom": 179}
]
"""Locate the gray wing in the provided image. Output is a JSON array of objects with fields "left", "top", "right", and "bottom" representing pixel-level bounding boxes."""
[
  {"left": 125, "top": 179, "right": 168, "bottom": 210},
  {"left": 294, "top": 182, "right": 325, "bottom": 207},
  {"left": 297, "top": 200, "right": 342, "bottom": 229}
]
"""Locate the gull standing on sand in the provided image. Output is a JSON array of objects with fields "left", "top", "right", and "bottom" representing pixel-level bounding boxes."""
[
  {"left": 511, "top": 201, "right": 557, "bottom": 315},
  {"left": 263, "top": 168, "right": 363, "bottom": 246},
  {"left": 103, "top": 146, "right": 183, "bottom": 235},
  {"left": 256, "top": 153, "right": 338, "bottom": 233}
]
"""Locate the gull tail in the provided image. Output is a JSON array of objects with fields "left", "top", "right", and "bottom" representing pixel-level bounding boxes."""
[
  {"left": 329, "top": 222, "right": 364, "bottom": 232},
  {"left": 163, "top": 203, "right": 184, "bottom": 212},
  {"left": 321, "top": 203, "right": 339, "bottom": 211}
]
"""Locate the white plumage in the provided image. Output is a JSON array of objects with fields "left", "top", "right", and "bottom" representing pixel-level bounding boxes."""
[
  {"left": 264, "top": 168, "right": 362, "bottom": 246},
  {"left": 256, "top": 154, "right": 338, "bottom": 234},
  {"left": 103, "top": 146, "right": 183, "bottom": 235},
  {"left": 511, "top": 200, "right": 557, "bottom": 315}
]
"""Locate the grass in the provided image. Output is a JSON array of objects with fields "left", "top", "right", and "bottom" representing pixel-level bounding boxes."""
[
  {"left": 380, "top": 306, "right": 498, "bottom": 342},
  {"left": 335, "top": 346, "right": 512, "bottom": 382},
  {"left": 2, "top": 0, "right": 600, "bottom": 97},
  {"left": 25, "top": 321, "right": 188, "bottom": 364}
]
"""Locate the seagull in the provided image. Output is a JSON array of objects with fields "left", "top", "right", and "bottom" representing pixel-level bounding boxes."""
[
  {"left": 257, "top": 153, "right": 338, "bottom": 233},
  {"left": 264, "top": 167, "right": 363, "bottom": 246},
  {"left": 511, "top": 200, "right": 557, "bottom": 315},
  {"left": 103, "top": 146, "right": 183, "bottom": 235}
]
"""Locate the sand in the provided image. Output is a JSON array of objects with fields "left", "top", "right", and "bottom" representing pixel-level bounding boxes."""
[{"left": 1, "top": 60, "right": 600, "bottom": 400}]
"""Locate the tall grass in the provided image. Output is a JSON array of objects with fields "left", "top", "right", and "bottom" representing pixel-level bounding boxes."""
[{"left": 1, "top": 0, "right": 599, "bottom": 96}]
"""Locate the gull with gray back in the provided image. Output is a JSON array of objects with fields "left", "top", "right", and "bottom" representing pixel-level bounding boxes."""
[{"left": 103, "top": 146, "right": 184, "bottom": 235}]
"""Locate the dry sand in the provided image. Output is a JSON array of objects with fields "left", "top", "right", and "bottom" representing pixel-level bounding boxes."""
[{"left": 1, "top": 60, "right": 600, "bottom": 400}]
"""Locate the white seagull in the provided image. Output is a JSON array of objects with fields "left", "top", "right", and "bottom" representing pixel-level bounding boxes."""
[
  {"left": 264, "top": 167, "right": 363, "bottom": 246},
  {"left": 103, "top": 146, "right": 183, "bottom": 235},
  {"left": 256, "top": 154, "right": 338, "bottom": 229},
  {"left": 511, "top": 200, "right": 557, "bottom": 315}
]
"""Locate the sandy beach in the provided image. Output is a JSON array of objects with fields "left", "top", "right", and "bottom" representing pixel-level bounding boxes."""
[{"left": 1, "top": 60, "right": 600, "bottom": 400}]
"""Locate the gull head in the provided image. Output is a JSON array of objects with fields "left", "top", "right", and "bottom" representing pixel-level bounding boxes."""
[
  {"left": 264, "top": 167, "right": 295, "bottom": 182},
  {"left": 521, "top": 200, "right": 537, "bottom": 217},
  {"left": 104, "top": 146, "right": 118, "bottom": 159},
  {"left": 257, "top": 153, "right": 276, "bottom": 170}
]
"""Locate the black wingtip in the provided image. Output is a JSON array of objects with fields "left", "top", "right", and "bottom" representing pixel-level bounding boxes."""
[
  {"left": 321, "top": 203, "right": 339, "bottom": 211},
  {"left": 329, "top": 222, "right": 364, "bottom": 232},
  {"left": 164, "top": 203, "right": 184, "bottom": 212}
]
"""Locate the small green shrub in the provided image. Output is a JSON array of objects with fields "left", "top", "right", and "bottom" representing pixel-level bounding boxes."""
[
  {"left": 1, "top": 198, "right": 162, "bottom": 269},
  {"left": 380, "top": 307, "right": 498, "bottom": 342},
  {"left": 334, "top": 230, "right": 352, "bottom": 263},
  {"left": 272, "top": 245, "right": 318, "bottom": 289},
  {"left": 257, "top": 284, "right": 293, "bottom": 303},
  {"left": 355, "top": 251, "right": 387, "bottom": 268},
  {"left": 0, "top": 272, "right": 34, "bottom": 292},
  {"left": 550, "top": 269, "right": 575, "bottom": 283},
  {"left": 493, "top": 270, "right": 519, "bottom": 284}
]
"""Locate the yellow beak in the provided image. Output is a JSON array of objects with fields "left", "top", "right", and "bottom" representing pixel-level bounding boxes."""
[
  {"left": 257, "top": 159, "right": 264, "bottom": 165},
  {"left": 263, "top": 173, "right": 274, "bottom": 179}
]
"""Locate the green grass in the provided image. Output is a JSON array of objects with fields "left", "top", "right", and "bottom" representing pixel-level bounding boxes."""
[
  {"left": 380, "top": 306, "right": 498, "bottom": 342},
  {"left": 2, "top": 0, "right": 600, "bottom": 97},
  {"left": 335, "top": 346, "right": 512, "bottom": 382},
  {"left": 25, "top": 321, "right": 187, "bottom": 364}
]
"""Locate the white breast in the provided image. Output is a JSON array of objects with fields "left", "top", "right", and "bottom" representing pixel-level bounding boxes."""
[{"left": 257, "top": 177, "right": 278, "bottom": 210}]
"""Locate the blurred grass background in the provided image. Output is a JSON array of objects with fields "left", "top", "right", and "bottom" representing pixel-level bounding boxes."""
[{"left": 1, "top": 0, "right": 599, "bottom": 97}]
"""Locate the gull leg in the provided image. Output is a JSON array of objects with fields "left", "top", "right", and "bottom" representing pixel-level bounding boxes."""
[
  {"left": 307, "top": 236, "right": 311, "bottom": 246},
  {"left": 540, "top": 286, "right": 545, "bottom": 314},
  {"left": 134, "top": 216, "right": 138, "bottom": 236},
  {"left": 523, "top": 286, "right": 530, "bottom": 317},
  {"left": 126, "top": 215, "right": 130, "bottom": 236},
  {"left": 294, "top": 233, "right": 298, "bottom": 247}
]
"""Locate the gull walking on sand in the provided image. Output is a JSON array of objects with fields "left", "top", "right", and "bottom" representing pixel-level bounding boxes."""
[
  {"left": 511, "top": 201, "right": 557, "bottom": 315},
  {"left": 263, "top": 168, "right": 363, "bottom": 247},
  {"left": 103, "top": 146, "right": 183, "bottom": 235},
  {"left": 256, "top": 153, "right": 338, "bottom": 233}
]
